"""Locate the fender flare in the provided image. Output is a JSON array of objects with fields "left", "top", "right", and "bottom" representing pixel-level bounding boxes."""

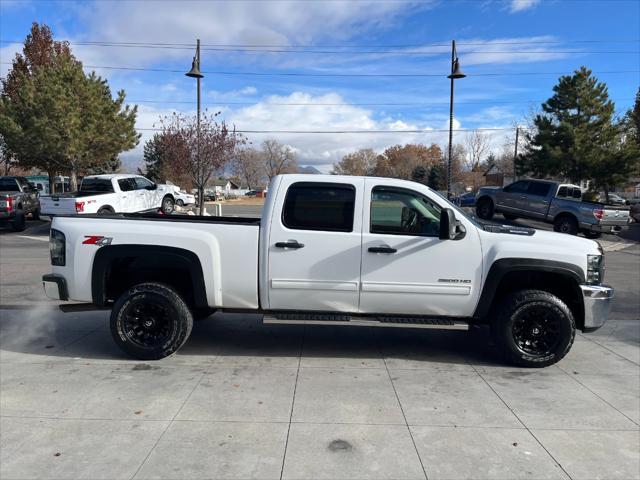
[
  {"left": 91, "top": 244, "right": 208, "bottom": 307},
  {"left": 473, "top": 258, "right": 585, "bottom": 318}
]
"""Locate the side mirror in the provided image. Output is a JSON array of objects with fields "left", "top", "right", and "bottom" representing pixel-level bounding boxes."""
[
  {"left": 146, "top": 184, "right": 158, "bottom": 191},
  {"left": 439, "top": 208, "right": 459, "bottom": 240}
]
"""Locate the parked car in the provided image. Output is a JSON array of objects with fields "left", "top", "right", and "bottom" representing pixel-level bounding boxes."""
[
  {"left": 40, "top": 174, "right": 177, "bottom": 216},
  {"left": 597, "top": 192, "right": 627, "bottom": 206},
  {"left": 476, "top": 179, "right": 630, "bottom": 238},
  {"left": 170, "top": 188, "right": 196, "bottom": 207},
  {"left": 454, "top": 191, "right": 477, "bottom": 208},
  {"left": 44, "top": 174, "right": 612, "bottom": 368},
  {"left": 244, "top": 190, "right": 257, "bottom": 197},
  {"left": 0, "top": 176, "right": 41, "bottom": 231}
]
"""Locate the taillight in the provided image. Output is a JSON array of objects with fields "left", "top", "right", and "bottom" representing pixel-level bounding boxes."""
[
  {"left": 75, "top": 201, "right": 85, "bottom": 213},
  {"left": 6, "top": 197, "right": 13, "bottom": 212},
  {"left": 50, "top": 229, "right": 66, "bottom": 266},
  {"left": 593, "top": 209, "right": 604, "bottom": 220}
]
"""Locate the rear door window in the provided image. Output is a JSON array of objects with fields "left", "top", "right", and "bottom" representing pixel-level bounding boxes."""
[
  {"left": 282, "top": 183, "right": 355, "bottom": 232},
  {"left": 80, "top": 178, "right": 114, "bottom": 193},
  {"left": 527, "top": 182, "right": 552, "bottom": 197}
]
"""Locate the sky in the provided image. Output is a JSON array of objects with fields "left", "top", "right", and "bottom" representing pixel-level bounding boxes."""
[{"left": 1, "top": 0, "right": 639, "bottom": 173}]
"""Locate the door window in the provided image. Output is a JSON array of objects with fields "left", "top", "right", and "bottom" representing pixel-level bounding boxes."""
[
  {"left": 503, "top": 181, "right": 529, "bottom": 194},
  {"left": 134, "top": 177, "right": 154, "bottom": 190},
  {"left": 527, "top": 182, "right": 551, "bottom": 197},
  {"left": 370, "top": 187, "right": 441, "bottom": 236},
  {"left": 282, "top": 182, "right": 355, "bottom": 232},
  {"left": 118, "top": 178, "right": 136, "bottom": 192}
]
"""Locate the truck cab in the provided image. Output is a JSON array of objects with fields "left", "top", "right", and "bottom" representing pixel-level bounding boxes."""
[{"left": 43, "top": 175, "right": 613, "bottom": 367}]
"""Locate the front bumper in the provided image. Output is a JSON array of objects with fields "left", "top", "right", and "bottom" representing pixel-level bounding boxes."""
[
  {"left": 580, "top": 284, "right": 613, "bottom": 330},
  {"left": 42, "top": 274, "right": 69, "bottom": 301}
]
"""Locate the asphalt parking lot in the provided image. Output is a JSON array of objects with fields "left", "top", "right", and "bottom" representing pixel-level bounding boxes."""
[{"left": 1, "top": 213, "right": 639, "bottom": 479}]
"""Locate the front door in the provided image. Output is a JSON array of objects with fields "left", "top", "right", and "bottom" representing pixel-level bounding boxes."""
[
  {"left": 359, "top": 179, "right": 482, "bottom": 317},
  {"left": 267, "top": 178, "right": 364, "bottom": 312},
  {"left": 496, "top": 180, "right": 530, "bottom": 214}
]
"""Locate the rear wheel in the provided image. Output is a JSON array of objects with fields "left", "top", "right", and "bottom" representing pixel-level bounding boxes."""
[
  {"left": 476, "top": 198, "right": 494, "bottom": 220},
  {"left": 110, "top": 282, "right": 193, "bottom": 360},
  {"left": 98, "top": 207, "right": 114, "bottom": 215},
  {"left": 491, "top": 289, "right": 575, "bottom": 367},
  {"left": 10, "top": 212, "right": 26, "bottom": 232},
  {"left": 161, "top": 196, "right": 175, "bottom": 215},
  {"left": 553, "top": 215, "right": 578, "bottom": 235},
  {"left": 583, "top": 230, "right": 602, "bottom": 239}
]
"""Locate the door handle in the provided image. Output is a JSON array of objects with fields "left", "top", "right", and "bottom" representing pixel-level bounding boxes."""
[
  {"left": 275, "top": 241, "right": 305, "bottom": 249},
  {"left": 368, "top": 245, "right": 397, "bottom": 254}
]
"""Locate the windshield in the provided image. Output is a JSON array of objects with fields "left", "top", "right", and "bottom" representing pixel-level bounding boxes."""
[{"left": 0, "top": 179, "right": 20, "bottom": 192}]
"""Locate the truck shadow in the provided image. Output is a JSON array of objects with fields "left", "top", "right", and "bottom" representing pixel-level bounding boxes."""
[{"left": 0, "top": 310, "right": 504, "bottom": 367}]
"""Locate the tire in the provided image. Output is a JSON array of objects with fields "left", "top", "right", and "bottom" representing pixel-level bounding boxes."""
[
  {"left": 553, "top": 215, "right": 578, "bottom": 235},
  {"left": 31, "top": 208, "right": 40, "bottom": 221},
  {"left": 583, "top": 231, "right": 602, "bottom": 239},
  {"left": 476, "top": 198, "right": 494, "bottom": 220},
  {"left": 491, "top": 289, "right": 575, "bottom": 368},
  {"left": 10, "top": 212, "right": 26, "bottom": 232},
  {"left": 161, "top": 196, "right": 175, "bottom": 215},
  {"left": 98, "top": 207, "right": 114, "bottom": 215},
  {"left": 503, "top": 213, "right": 518, "bottom": 221},
  {"left": 110, "top": 282, "right": 194, "bottom": 360}
]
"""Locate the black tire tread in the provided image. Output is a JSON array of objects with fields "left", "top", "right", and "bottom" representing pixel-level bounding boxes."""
[
  {"left": 110, "top": 282, "right": 193, "bottom": 360},
  {"left": 492, "top": 289, "right": 575, "bottom": 368}
]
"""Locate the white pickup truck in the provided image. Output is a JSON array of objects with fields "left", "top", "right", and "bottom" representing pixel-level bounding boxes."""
[
  {"left": 43, "top": 174, "right": 613, "bottom": 367},
  {"left": 40, "top": 174, "right": 179, "bottom": 216}
]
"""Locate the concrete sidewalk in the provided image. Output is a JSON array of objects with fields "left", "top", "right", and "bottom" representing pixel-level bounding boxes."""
[{"left": 1, "top": 310, "right": 638, "bottom": 480}]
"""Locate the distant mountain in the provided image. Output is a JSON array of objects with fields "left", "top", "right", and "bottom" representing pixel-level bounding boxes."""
[{"left": 297, "top": 165, "right": 322, "bottom": 174}]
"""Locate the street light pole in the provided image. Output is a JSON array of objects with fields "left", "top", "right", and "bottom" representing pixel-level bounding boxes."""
[
  {"left": 446, "top": 40, "right": 465, "bottom": 200},
  {"left": 186, "top": 39, "right": 204, "bottom": 213},
  {"left": 513, "top": 126, "right": 520, "bottom": 182}
]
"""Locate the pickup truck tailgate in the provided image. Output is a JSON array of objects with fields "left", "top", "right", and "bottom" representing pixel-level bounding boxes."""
[
  {"left": 40, "top": 196, "right": 78, "bottom": 215},
  {"left": 600, "top": 206, "right": 630, "bottom": 225}
]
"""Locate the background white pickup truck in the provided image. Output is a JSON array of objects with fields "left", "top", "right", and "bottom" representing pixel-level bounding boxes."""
[
  {"left": 43, "top": 174, "right": 614, "bottom": 367},
  {"left": 40, "top": 174, "right": 178, "bottom": 215}
]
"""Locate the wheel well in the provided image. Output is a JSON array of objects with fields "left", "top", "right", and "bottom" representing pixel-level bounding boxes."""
[
  {"left": 553, "top": 212, "right": 577, "bottom": 224},
  {"left": 92, "top": 245, "right": 207, "bottom": 308},
  {"left": 486, "top": 271, "right": 584, "bottom": 329},
  {"left": 99, "top": 205, "right": 115, "bottom": 212}
]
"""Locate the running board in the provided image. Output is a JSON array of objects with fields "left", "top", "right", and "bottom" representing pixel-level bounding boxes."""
[{"left": 263, "top": 313, "right": 469, "bottom": 330}]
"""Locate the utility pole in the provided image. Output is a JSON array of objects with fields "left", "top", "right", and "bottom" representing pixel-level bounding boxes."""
[
  {"left": 513, "top": 126, "right": 519, "bottom": 182},
  {"left": 446, "top": 40, "right": 465, "bottom": 200}
]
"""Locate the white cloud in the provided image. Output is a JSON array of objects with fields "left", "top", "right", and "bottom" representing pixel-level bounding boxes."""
[
  {"left": 70, "top": 0, "right": 429, "bottom": 68},
  {"left": 509, "top": 0, "right": 541, "bottom": 13}
]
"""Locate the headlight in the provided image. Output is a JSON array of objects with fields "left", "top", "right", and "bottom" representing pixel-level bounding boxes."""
[
  {"left": 50, "top": 229, "right": 66, "bottom": 266},
  {"left": 586, "top": 254, "right": 604, "bottom": 285}
]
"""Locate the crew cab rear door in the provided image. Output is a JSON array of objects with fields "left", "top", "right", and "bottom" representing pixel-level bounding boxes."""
[
  {"left": 267, "top": 177, "right": 364, "bottom": 312},
  {"left": 359, "top": 179, "right": 482, "bottom": 317}
]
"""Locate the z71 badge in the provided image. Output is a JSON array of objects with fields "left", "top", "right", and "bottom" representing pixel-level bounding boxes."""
[{"left": 82, "top": 236, "right": 113, "bottom": 247}]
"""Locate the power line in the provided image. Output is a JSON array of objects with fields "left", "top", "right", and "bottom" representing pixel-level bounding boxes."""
[
  {"left": 3, "top": 62, "right": 635, "bottom": 78},
  {"left": 128, "top": 97, "right": 635, "bottom": 107},
  {"left": 1, "top": 40, "right": 637, "bottom": 55},
  {"left": 136, "top": 127, "right": 522, "bottom": 134}
]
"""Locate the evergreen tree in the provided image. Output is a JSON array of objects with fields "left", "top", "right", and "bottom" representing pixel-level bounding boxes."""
[
  {"left": 519, "top": 67, "right": 617, "bottom": 183},
  {"left": 427, "top": 164, "right": 445, "bottom": 190},
  {"left": 141, "top": 133, "right": 168, "bottom": 182},
  {"left": 410, "top": 165, "right": 428, "bottom": 184}
]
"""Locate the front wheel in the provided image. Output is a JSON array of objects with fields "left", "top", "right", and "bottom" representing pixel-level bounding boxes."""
[
  {"left": 491, "top": 289, "right": 575, "bottom": 367},
  {"left": 161, "top": 196, "right": 175, "bottom": 215},
  {"left": 110, "top": 283, "right": 193, "bottom": 360},
  {"left": 476, "top": 198, "right": 494, "bottom": 220}
]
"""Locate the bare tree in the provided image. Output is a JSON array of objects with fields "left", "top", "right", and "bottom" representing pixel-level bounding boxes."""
[
  {"left": 262, "top": 139, "right": 297, "bottom": 180},
  {"left": 231, "top": 147, "right": 265, "bottom": 190},
  {"left": 159, "top": 111, "right": 243, "bottom": 215},
  {"left": 332, "top": 148, "right": 377, "bottom": 176},
  {"left": 464, "top": 131, "right": 491, "bottom": 171}
]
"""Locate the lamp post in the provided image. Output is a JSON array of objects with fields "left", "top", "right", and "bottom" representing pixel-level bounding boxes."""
[
  {"left": 446, "top": 40, "right": 465, "bottom": 200},
  {"left": 185, "top": 39, "right": 204, "bottom": 212}
]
